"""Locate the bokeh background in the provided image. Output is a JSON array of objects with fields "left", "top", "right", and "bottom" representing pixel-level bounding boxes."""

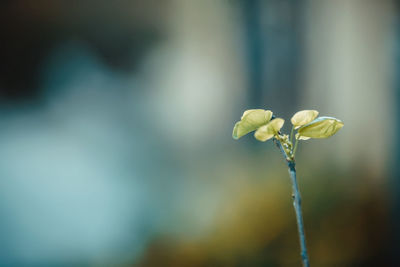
[{"left": 0, "top": 0, "right": 397, "bottom": 266}]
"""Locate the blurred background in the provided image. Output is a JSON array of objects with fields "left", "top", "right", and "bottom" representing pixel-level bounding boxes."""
[{"left": 0, "top": 0, "right": 397, "bottom": 266}]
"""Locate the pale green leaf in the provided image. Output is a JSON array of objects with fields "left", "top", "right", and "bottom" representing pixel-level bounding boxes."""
[
  {"left": 297, "top": 116, "right": 344, "bottom": 139},
  {"left": 268, "top": 118, "right": 285, "bottom": 132},
  {"left": 254, "top": 118, "right": 284, "bottom": 142},
  {"left": 295, "top": 133, "right": 311, "bottom": 140},
  {"left": 232, "top": 109, "right": 273, "bottom": 139},
  {"left": 254, "top": 125, "right": 275, "bottom": 141},
  {"left": 291, "top": 110, "right": 319, "bottom": 129}
]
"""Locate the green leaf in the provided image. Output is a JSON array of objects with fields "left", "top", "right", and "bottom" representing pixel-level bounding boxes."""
[
  {"left": 269, "top": 118, "right": 285, "bottom": 132},
  {"left": 232, "top": 109, "right": 273, "bottom": 139},
  {"left": 295, "top": 133, "right": 311, "bottom": 140},
  {"left": 254, "top": 118, "right": 285, "bottom": 142},
  {"left": 291, "top": 110, "right": 319, "bottom": 129},
  {"left": 297, "top": 116, "right": 344, "bottom": 139}
]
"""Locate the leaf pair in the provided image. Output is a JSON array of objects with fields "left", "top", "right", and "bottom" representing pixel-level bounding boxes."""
[
  {"left": 232, "top": 109, "right": 284, "bottom": 141},
  {"left": 232, "top": 109, "right": 343, "bottom": 141},
  {"left": 291, "top": 110, "right": 344, "bottom": 139}
]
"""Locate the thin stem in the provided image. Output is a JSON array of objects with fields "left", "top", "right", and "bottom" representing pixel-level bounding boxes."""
[
  {"left": 290, "top": 126, "right": 295, "bottom": 144},
  {"left": 273, "top": 139, "right": 310, "bottom": 267},
  {"left": 288, "top": 161, "right": 309, "bottom": 267},
  {"left": 293, "top": 138, "right": 299, "bottom": 158},
  {"left": 274, "top": 136, "right": 290, "bottom": 160}
]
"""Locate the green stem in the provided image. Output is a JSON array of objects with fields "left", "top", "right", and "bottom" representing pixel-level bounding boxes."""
[
  {"left": 292, "top": 138, "right": 299, "bottom": 158},
  {"left": 273, "top": 139, "right": 310, "bottom": 267},
  {"left": 290, "top": 126, "right": 295, "bottom": 144}
]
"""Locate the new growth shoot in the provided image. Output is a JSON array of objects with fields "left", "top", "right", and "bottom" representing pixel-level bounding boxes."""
[{"left": 232, "top": 109, "right": 344, "bottom": 267}]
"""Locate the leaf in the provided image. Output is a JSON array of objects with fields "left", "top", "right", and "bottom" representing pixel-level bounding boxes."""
[
  {"left": 233, "top": 109, "right": 273, "bottom": 139},
  {"left": 297, "top": 116, "right": 344, "bottom": 139},
  {"left": 254, "top": 118, "right": 285, "bottom": 142},
  {"left": 295, "top": 133, "right": 311, "bottom": 140},
  {"left": 241, "top": 109, "right": 257, "bottom": 119},
  {"left": 268, "top": 118, "right": 285, "bottom": 132},
  {"left": 254, "top": 125, "right": 274, "bottom": 141},
  {"left": 291, "top": 110, "right": 319, "bottom": 129}
]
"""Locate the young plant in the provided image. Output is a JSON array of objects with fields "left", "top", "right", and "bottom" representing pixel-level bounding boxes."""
[{"left": 232, "top": 109, "right": 343, "bottom": 267}]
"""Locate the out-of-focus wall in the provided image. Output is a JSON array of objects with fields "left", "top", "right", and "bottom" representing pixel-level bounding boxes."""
[
  {"left": 303, "top": 0, "right": 395, "bottom": 177},
  {"left": 142, "top": 0, "right": 246, "bottom": 148}
]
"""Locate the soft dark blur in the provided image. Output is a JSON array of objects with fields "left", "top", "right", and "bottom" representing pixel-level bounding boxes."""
[{"left": 0, "top": 0, "right": 397, "bottom": 266}]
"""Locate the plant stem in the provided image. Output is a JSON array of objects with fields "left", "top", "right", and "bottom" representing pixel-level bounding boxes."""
[
  {"left": 290, "top": 126, "right": 295, "bottom": 144},
  {"left": 288, "top": 161, "right": 309, "bottom": 267},
  {"left": 293, "top": 138, "right": 299, "bottom": 158},
  {"left": 274, "top": 139, "right": 310, "bottom": 267}
]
